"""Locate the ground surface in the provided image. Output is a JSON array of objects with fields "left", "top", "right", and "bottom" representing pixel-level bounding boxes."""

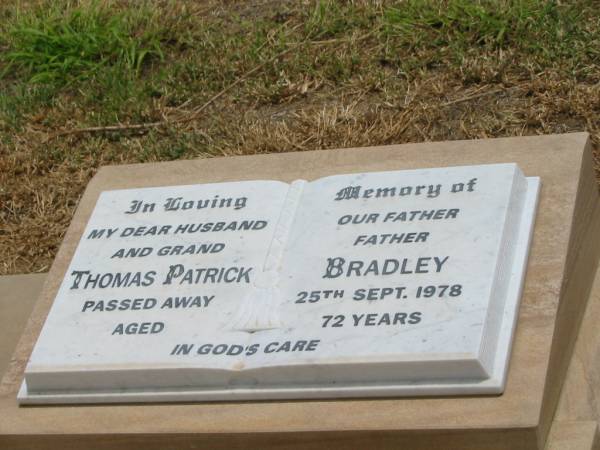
[{"left": 1, "top": 0, "right": 599, "bottom": 275}]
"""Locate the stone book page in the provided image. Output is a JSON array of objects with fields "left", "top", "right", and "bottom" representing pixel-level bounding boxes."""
[
  {"left": 264, "top": 164, "right": 528, "bottom": 383},
  {"left": 25, "top": 180, "right": 293, "bottom": 391}
]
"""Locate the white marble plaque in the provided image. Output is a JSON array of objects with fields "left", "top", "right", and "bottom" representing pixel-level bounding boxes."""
[{"left": 19, "top": 163, "right": 540, "bottom": 404}]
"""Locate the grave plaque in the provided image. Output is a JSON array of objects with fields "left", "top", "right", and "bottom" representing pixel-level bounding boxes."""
[{"left": 19, "top": 163, "right": 540, "bottom": 404}]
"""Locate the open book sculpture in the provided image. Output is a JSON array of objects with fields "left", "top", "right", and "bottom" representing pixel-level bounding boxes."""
[{"left": 19, "top": 163, "right": 540, "bottom": 404}]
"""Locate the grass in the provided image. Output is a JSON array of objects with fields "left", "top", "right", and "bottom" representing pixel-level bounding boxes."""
[
  {"left": 0, "top": 0, "right": 165, "bottom": 129},
  {"left": 1, "top": 0, "right": 599, "bottom": 274},
  {"left": 383, "top": 0, "right": 599, "bottom": 76},
  {"left": 2, "top": 1, "right": 163, "bottom": 85}
]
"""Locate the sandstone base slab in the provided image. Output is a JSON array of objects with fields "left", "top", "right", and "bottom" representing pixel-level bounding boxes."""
[
  {"left": 0, "top": 274, "right": 46, "bottom": 378},
  {"left": 1, "top": 132, "right": 598, "bottom": 450}
]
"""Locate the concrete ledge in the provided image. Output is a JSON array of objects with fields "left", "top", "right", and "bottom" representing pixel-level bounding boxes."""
[
  {"left": 0, "top": 274, "right": 46, "bottom": 378},
  {"left": 547, "top": 421, "right": 598, "bottom": 450}
]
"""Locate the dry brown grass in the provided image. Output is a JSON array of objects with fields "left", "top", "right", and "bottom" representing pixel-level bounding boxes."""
[{"left": 1, "top": 0, "right": 599, "bottom": 275}]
